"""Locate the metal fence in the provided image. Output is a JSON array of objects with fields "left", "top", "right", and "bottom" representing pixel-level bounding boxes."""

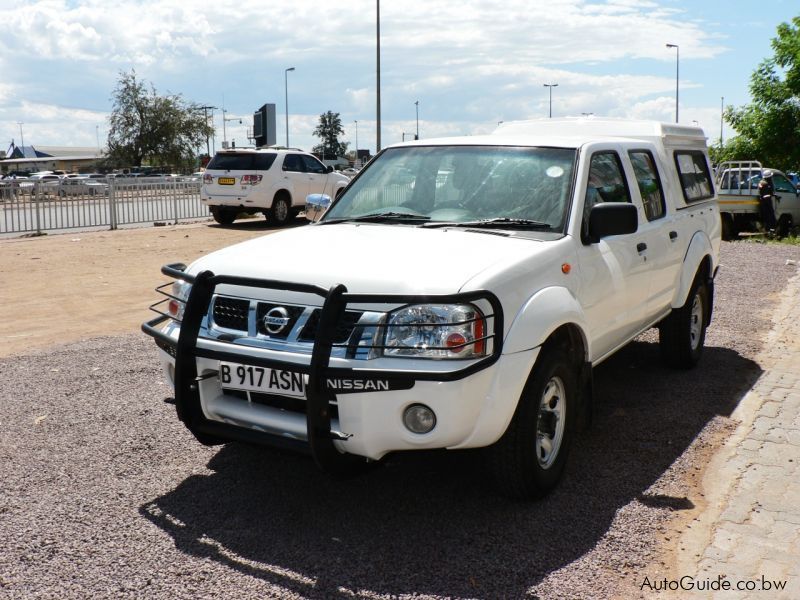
[{"left": 0, "top": 177, "right": 207, "bottom": 235}]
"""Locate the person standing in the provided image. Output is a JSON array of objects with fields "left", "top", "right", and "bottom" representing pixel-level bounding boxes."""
[{"left": 757, "top": 170, "right": 777, "bottom": 233}]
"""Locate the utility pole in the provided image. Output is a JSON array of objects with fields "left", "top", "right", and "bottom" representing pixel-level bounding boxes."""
[{"left": 376, "top": 0, "right": 381, "bottom": 152}]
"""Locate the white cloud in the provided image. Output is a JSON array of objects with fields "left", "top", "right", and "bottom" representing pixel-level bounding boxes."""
[{"left": 0, "top": 0, "right": 736, "bottom": 156}]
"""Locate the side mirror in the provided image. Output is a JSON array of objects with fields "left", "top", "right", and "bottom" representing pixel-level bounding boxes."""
[
  {"left": 587, "top": 202, "right": 638, "bottom": 243},
  {"left": 305, "top": 193, "right": 332, "bottom": 222},
  {"left": 325, "top": 165, "right": 334, "bottom": 173}
]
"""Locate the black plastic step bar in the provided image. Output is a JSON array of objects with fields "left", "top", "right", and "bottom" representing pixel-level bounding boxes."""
[{"left": 142, "top": 263, "right": 504, "bottom": 472}]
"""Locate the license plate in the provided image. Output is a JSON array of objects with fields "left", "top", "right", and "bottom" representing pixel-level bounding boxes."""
[
  {"left": 219, "top": 362, "right": 307, "bottom": 398},
  {"left": 218, "top": 177, "right": 236, "bottom": 185}
]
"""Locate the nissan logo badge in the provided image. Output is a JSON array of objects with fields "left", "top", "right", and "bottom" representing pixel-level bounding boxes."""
[{"left": 263, "top": 306, "right": 291, "bottom": 335}]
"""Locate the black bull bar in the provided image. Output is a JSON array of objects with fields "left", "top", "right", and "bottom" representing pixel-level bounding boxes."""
[{"left": 142, "top": 263, "right": 504, "bottom": 472}]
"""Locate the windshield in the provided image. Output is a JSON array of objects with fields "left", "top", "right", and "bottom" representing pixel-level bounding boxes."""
[{"left": 322, "top": 145, "right": 576, "bottom": 230}]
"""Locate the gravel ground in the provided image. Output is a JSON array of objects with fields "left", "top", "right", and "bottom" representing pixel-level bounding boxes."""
[{"left": 1, "top": 241, "right": 799, "bottom": 599}]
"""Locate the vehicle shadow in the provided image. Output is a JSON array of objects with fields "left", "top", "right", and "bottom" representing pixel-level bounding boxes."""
[
  {"left": 207, "top": 217, "right": 308, "bottom": 231},
  {"left": 140, "top": 341, "right": 761, "bottom": 598}
]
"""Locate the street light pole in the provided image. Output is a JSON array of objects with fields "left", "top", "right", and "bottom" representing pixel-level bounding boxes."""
[
  {"left": 354, "top": 120, "right": 359, "bottom": 160},
  {"left": 199, "top": 105, "right": 217, "bottom": 157},
  {"left": 414, "top": 100, "right": 419, "bottom": 139},
  {"left": 376, "top": 0, "right": 382, "bottom": 152},
  {"left": 720, "top": 96, "right": 724, "bottom": 146},
  {"left": 285, "top": 67, "right": 295, "bottom": 147},
  {"left": 543, "top": 84, "right": 558, "bottom": 118},
  {"left": 666, "top": 43, "right": 679, "bottom": 123}
]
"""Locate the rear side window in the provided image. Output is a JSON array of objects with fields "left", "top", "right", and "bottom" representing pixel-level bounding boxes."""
[
  {"left": 674, "top": 151, "right": 713, "bottom": 202},
  {"left": 628, "top": 150, "right": 665, "bottom": 221},
  {"left": 207, "top": 153, "right": 277, "bottom": 171}
]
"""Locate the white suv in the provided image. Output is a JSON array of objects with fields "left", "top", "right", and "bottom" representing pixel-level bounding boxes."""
[{"left": 201, "top": 148, "right": 350, "bottom": 225}]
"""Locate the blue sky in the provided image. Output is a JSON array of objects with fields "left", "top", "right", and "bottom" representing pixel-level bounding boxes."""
[{"left": 0, "top": 0, "right": 797, "bottom": 159}]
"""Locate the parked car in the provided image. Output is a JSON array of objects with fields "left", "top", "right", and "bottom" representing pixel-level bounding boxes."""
[
  {"left": 144, "top": 118, "right": 721, "bottom": 499},
  {"left": 58, "top": 177, "right": 109, "bottom": 197},
  {"left": 27, "top": 173, "right": 62, "bottom": 195},
  {"left": 201, "top": 148, "right": 350, "bottom": 225}
]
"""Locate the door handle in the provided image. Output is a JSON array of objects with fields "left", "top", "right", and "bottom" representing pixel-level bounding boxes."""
[
  {"left": 669, "top": 231, "right": 678, "bottom": 240},
  {"left": 637, "top": 242, "right": 647, "bottom": 253}
]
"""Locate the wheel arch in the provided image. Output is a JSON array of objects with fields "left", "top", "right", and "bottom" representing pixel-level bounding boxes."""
[
  {"left": 503, "top": 286, "right": 591, "bottom": 360},
  {"left": 673, "top": 231, "right": 715, "bottom": 316}
]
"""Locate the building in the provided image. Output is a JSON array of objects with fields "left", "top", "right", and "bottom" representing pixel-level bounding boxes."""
[{"left": 1, "top": 143, "right": 104, "bottom": 175}]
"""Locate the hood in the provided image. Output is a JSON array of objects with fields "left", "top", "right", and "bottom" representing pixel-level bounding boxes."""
[{"left": 189, "top": 223, "right": 542, "bottom": 295}]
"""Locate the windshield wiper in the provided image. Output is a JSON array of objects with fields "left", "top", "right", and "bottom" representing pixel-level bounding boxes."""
[
  {"left": 422, "top": 217, "right": 552, "bottom": 230},
  {"left": 321, "top": 212, "right": 431, "bottom": 224}
]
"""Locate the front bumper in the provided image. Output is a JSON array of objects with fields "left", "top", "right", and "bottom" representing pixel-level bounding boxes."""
[{"left": 142, "top": 264, "right": 518, "bottom": 471}]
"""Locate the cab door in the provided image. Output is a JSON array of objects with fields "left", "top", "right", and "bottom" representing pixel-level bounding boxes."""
[
  {"left": 773, "top": 172, "right": 800, "bottom": 224},
  {"left": 573, "top": 147, "right": 653, "bottom": 361},
  {"left": 625, "top": 148, "right": 680, "bottom": 324},
  {"left": 301, "top": 155, "right": 332, "bottom": 202}
]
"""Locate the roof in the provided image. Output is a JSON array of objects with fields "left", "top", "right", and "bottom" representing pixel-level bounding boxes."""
[{"left": 387, "top": 117, "right": 708, "bottom": 152}]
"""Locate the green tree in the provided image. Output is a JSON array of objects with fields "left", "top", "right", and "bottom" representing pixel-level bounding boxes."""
[
  {"left": 312, "top": 111, "right": 349, "bottom": 159},
  {"left": 719, "top": 16, "right": 800, "bottom": 170},
  {"left": 106, "top": 70, "right": 213, "bottom": 171}
]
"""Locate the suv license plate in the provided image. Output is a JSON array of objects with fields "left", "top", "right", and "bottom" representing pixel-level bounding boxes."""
[
  {"left": 219, "top": 362, "right": 307, "bottom": 398},
  {"left": 218, "top": 177, "right": 235, "bottom": 185}
]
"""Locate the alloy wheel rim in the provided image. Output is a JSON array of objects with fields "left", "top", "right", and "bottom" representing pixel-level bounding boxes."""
[
  {"left": 690, "top": 292, "right": 703, "bottom": 351},
  {"left": 275, "top": 200, "right": 288, "bottom": 221},
  {"left": 536, "top": 376, "right": 566, "bottom": 469}
]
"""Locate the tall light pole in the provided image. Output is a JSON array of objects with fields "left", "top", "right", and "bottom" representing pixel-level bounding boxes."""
[
  {"left": 543, "top": 84, "right": 558, "bottom": 118},
  {"left": 720, "top": 96, "right": 724, "bottom": 146},
  {"left": 285, "top": 66, "right": 295, "bottom": 147},
  {"left": 414, "top": 100, "right": 419, "bottom": 140},
  {"left": 666, "top": 43, "right": 679, "bottom": 123},
  {"left": 198, "top": 105, "right": 217, "bottom": 157},
  {"left": 376, "top": 0, "right": 381, "bottom": 152},
  {"left": 16, "top": 122, "right": 24, "bottom": 152},
  {"left": 354, "top": 120, "right": 359, "bottom": 159}
]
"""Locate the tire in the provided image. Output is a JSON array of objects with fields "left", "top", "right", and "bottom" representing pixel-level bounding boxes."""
[
  {"left": 488, "top": 349, "right": 576, "bottom": 500},
  {"left": 210, "top": 206, "right": 236, "bottom": 225},
  {"left": 776, "top": 214, "right": 792, "bottom": 239},
  {"left": 270, "top": 194, "right": 291, "bottom": 226},
  {"left": 721, "top": 213, "right": 737, "bottom": 241},
  {"left": 659, "top": 273, "right": 708, "bottom": 369}
]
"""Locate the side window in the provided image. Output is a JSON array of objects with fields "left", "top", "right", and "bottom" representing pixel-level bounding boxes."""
[
  {"left": 282, "top": 154, "right": 304, "bottom": 172},
  {"left": 674, "top": 151, "right": 714, "bottom": 202},
  {"left": 583, "top": 151, "right": 631, "bottom": 237},
  {"left": 301, "top": 155, "right": 326, "bottom": 174},
  {"left": 773, "top": 174, "right": 796, "bottom": 194},
  {"left": 628, "top": 150, "right": 666, "bottom": 221}
]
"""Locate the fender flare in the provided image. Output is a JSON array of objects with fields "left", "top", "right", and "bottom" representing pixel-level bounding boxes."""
[
  {"left": 503, "top": 286, "right": 591, "bottom": 358},
  {"left": 672, "top": 230, "right": 714, "bottom": 309}
]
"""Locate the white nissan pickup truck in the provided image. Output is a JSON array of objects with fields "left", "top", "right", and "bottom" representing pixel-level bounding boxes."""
[{"left": 143, "top": 118, "right": 721, "bottom": 499}]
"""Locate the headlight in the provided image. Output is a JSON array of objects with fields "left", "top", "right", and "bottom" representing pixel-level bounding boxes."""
[
  {"left": 384, "top": 304, "right": 486, "bottom": 359},
  {"left": 167, "top": 280, "right": 192, "bottom": 321}
]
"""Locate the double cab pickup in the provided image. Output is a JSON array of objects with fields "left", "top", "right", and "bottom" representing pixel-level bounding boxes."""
[{"left": 143, "top": 118, "right": 721, "bottom": 499}]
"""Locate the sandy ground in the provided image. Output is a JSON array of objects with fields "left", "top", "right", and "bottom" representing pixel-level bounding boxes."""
[{"left": 0, "top": 221, "right": 275, "bottom": 358}]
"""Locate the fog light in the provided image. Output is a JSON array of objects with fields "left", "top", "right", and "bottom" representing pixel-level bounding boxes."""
[{"left": 403, "top": 404, "right": 436, "bottom": 434}]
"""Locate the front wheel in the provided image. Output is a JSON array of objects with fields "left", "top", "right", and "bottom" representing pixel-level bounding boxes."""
[
  {"left": 659, "top": 275, "right": 708, "bottom": 369},
  {"left": 488, "top": 349, "right": 576, "bottom": 500}
]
